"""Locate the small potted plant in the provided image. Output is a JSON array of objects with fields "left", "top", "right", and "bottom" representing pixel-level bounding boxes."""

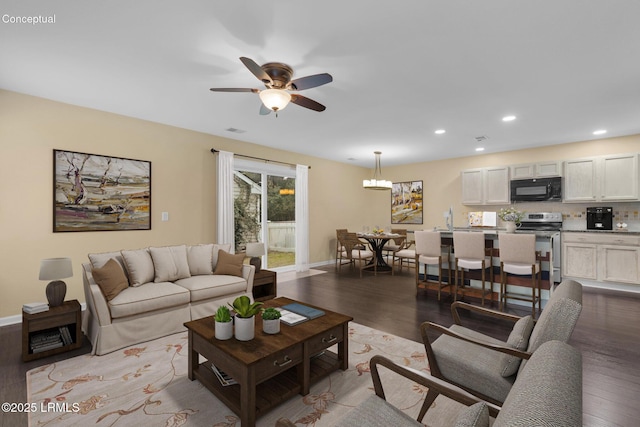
[
  {"left": 261, "top": 307, "right": 282, "bottom": 334},
  {"left": 214, "top": 305, "right": 233, "bottom": 340},
  {"left": 229, "top": 296, "right": 263, "bottom": 341},
  {"left": 499, "top": 206, "right": 525, "bottom": 233}
]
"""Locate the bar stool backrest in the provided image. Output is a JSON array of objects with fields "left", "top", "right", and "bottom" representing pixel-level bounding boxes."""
[
  {"left": 453, "top": 232, "right": 486, "bottom": 260},
  {"left": 415, "top": 231, "right": 442, "bottom": 257},
  {"left": 499, "top": 234, "right": 536, "bottom": 264}
]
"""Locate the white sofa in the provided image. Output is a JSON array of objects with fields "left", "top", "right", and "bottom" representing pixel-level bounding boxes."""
[{"left": 82, "top": 243, "right": 255, "bottom": 355}]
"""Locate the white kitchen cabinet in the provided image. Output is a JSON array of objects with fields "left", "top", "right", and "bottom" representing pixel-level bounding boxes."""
[
  {"left": 563, "top": 157, "right": 598, "bottom": 202},
  {"left": 510, "top": 161, "right": 562, "bottom": 179},
  {"left": 563, "top": 153, "right": 639, "bottom": 202},
  {"left": 601, "top": 153, "right": 639, "bottom": 201},
  {"left": 461, "top": 166, "right": 509, "bottom": 205},
  {"left": 562, "top": 232, "right": 640, "bottom": 285}
]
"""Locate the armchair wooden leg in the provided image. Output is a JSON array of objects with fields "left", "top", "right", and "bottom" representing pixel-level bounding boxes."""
[{"left": 417, "top": 387, "right": 440, "bottom": 422}]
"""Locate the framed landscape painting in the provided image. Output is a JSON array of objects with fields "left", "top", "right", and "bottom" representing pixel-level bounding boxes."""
[
  {"left": 391, "top": 180, "right": 423, "bottom": 224},
  {"left": 53, "top": 149, "right": 151, "bottom": 232}
]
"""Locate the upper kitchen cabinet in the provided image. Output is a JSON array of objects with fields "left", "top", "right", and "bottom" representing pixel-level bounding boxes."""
[
  {"left": 461, "top": 166, "right": 510, "bottom": 205},
  {"left": 510, "top": 161, "right": 562, "bottom": 180},
  {"left": 563, "top": 153, "right": 639, "bottom": 202}
]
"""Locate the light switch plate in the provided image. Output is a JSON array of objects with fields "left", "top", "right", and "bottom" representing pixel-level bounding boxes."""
[{"left": 161, "top": 212, "right": 169, "bottom": 221}]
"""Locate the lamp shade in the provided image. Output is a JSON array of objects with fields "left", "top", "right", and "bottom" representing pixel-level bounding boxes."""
[
  {"left": 259, "top": 89, "right": 291, "bottom": 112},
  {"left": 39, "top": 257, "right": 73, "bottom": 280},
  {"left": 363, "top": 151, "right": 393, "bottom": 190},
  {"left": 245, "top": 243, "right": 266, "bottom": 257}
]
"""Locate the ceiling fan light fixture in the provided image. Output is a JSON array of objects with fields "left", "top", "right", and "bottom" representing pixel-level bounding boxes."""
[
  {"left": 363, "top": 151, "right": 392, "bottom": 190},
  {"left": 259, "top": 89, "right": 291, "bottom": 112}
]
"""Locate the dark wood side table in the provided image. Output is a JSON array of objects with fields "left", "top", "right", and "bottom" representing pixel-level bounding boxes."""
[
  {"left": 252, "top": 269, "right": 277, "bottom": 301},
  {"left": 22, "top": 299, "right": 82, "bottom": 362}
]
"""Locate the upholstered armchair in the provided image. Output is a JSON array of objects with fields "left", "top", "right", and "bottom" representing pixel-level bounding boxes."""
[
  {"left": 275, "top": 340, "right": 582, "bottom": 427},
  {"left": 419, "top": 279, "right": 582, "bottom": 415}
]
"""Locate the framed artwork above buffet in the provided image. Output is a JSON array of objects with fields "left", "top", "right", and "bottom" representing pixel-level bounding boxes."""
[{"left": 53, "top": 149, "right": 151, "bottom": 232}]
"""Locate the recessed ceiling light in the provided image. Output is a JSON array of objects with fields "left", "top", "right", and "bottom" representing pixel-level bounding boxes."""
[
  {"left": 593, "top": 129, "right": 607, "bottom": 135},
  {"left": 435, "top": 129, "right": 446, "bottom": 135},
  {"left": 475, "top": 147, "right": 485, "bottom": 152},
  {"left": 502, "top": 115, "right": 516, "bottom": 122}
]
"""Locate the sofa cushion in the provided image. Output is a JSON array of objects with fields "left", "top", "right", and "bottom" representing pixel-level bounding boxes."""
[
  {"left": 107, "top": 281, "right": 190, "bottom": 319},
  {"left": 454, "top": 402, "right": 490, "bottom": 427},
  {"left": 212, "top": 244, "right": 232, "bottom": 269},
  {"left": 175, "top": 275, "right": 248, "bottom": 302},
  {"left": 214, "top": 250, "right": 245, "bottom": 277},
  {"left": 92, "top": 258, "right": 129, "bottom": 301},
  {"left": 149, "top": 245, "right": 191, "bottom": 282},
  {"left": 88, "top": 251, "right": 130, "bottom": 282},
  {"left": 187, "top": 244, "right": 214, "bottom": 275},
  {"left": 121, "top": 248, "right": 155, "bottom": 286},
  {"left": 500, "top": 315, "right": 534, "bottom": 377},
  {"left": 334, "top": 394, "right": 422, "bottom": 426}
]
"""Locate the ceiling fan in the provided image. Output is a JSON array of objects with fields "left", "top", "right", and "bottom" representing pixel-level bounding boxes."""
[{"left": 210, "top": 57, "right": 332, "bottom": 116}]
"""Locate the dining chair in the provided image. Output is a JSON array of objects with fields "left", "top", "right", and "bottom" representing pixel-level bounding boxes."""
[
  {"left": 383, "top": 228, "right": 407, "bottom": 261},
  {"left": 392, "top": 241, "right": 416, "bottom": 275},
  {"left": 452, "top": 232, "right": 494, "bottom": 306},
  {"left": 414, "top": 230, "right": 452, "bottom": 300},
  {"left": 498, "top": 233, "right": 542, "bottom": 317},
  {"left": 335, "top": 229, "right": 349, "bottom": 269},
  {"left": 338, "top": 232, "right": 375, "bottom": 277}
]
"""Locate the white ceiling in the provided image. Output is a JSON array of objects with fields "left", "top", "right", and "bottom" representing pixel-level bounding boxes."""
[{"left": 2, "top": 1, "right": 640, "bottom": 167}]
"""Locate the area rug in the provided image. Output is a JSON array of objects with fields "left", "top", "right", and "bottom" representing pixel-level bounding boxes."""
[{"left": 27, "top": 323, "right": 469, "bottom": 427}]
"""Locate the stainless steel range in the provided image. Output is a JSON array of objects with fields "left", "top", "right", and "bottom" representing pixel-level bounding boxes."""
[{"left": 517, "top": 212, "right": 563, "bottom": 283}]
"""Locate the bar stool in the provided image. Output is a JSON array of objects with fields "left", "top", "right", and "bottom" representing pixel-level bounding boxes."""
[
  {"left": 452, "top": 232, "right": 493, "bottom": 306},
  {"left": 414, "top": 231, "right": 451, "bottom": 300},
  {"left": 498, "top": 233, "right": 541, "bottom": 317}
]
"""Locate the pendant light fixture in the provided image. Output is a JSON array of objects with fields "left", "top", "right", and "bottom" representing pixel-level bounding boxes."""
[{"left": 363, "top": 151, "right": 392, "bottom": 190}]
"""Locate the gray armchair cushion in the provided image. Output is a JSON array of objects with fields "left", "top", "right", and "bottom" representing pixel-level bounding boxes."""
[
  {"left": 454, "top": 402, "right": 490, "bottom": 427},
  {"left": 500, "top": 315, "right": 534, "bottom": 377},
  {"left": 432, "top": 325, "right": 517, "bottom": 403}
]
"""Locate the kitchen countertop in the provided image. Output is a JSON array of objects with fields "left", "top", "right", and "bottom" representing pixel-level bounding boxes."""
[
  {"left": 561, "top": 229, "right": 640, "bottom": 235},
  {"left": 432, "top": 228, "right": 559, "bottom": 238}
]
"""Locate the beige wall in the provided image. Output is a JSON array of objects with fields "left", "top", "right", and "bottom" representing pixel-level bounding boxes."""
[
  {"left": 2, "top": 89, "right": 639, "bottom": 319},
  {"left": 0, "top": 90, "right": 378, "bottom": 318}
]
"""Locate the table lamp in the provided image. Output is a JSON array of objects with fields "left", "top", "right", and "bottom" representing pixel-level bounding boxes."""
[
  {"left": 39, "top": 257, "right": 73, "bottom": 307},
  {"left": 245, "top": 243, "right": 266, "bottom": 273}
]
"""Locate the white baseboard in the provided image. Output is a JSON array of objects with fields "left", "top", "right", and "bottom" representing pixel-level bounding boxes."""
[{"left": 0, "top": 302, "right": 87, "bottom": 327}]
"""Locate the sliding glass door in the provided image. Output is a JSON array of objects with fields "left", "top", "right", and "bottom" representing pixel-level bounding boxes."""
[{"left": 233, "top": 160, "right": 296, "bottom": 270}]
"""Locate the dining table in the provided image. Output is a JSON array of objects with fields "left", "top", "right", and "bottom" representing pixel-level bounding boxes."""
[{"left": 357, "top": 232, "right": 401, "bottom": 273}]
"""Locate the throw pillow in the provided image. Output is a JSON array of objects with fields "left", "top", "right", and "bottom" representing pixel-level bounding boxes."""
[
  {"left": 149, "top": 245, "right": 192, "bottom": 282},
  {"left": 121, "top": 248, "right": 155, "bottom": 286},
  {"left": 187, "top": 244, "right": 214, "bottom": 275},
  {"left": 213, "top": 250, "right": 245, "bottom": 277},
  {"left": 88, "top": 251, "right": 130, "bottom": 281},
  {"left": 212, "top": 243, "right": 232, "bottom": 270},
  {"left": 92, "top": 258, "right": 129, "bottom": 301},
  {"left": 499, "top": 315, "right": 535, "bottom": 377},
  {"left": 454, "top": 402, "right": 490, "bottom": 427}
]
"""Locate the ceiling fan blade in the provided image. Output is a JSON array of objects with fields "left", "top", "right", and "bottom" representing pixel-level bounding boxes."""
[
  {"left": 259, "top": 103, "right": 272, "bottom": 115},
  {"left": 289, "top": 73, "right": 333, "bottom": 91},
  {"left": 240, "top": 57, "right": 273, "bottom": 85},
  {"left": 209, "top": 88, "right": 259, "bottom": 93},
  {"left": 290, "top": 94, "right": 326, "bottom": 112}
]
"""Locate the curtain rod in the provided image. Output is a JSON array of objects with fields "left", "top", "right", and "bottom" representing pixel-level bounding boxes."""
[{"left": 210, "top": 149, "right": 310, "bottom": 169}]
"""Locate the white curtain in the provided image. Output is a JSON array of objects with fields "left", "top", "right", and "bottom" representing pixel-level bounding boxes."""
[
  {"left": 216, "top": 151, "right": 235, "bottom": 251},
  {"left": 295, "top": 164, "right": 309, "bottom": 272}
]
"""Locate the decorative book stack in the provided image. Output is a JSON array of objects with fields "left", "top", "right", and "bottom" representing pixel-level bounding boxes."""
[{"left": 23, "top": 302, "right": 49, "bottom": 314}]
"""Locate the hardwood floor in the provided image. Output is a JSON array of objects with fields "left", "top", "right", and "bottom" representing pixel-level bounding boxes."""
[{"left": 1, "top": 265, "right": 638, "bottom": 426}]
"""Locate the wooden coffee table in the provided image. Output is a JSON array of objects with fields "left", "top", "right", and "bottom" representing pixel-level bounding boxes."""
[{"left": 184, "top": 297, "right": 353, "bottom": 427}]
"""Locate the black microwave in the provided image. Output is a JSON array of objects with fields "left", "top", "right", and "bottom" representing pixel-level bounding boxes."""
[{"left": 510, "top": 177, "right": 562, "bottom": 202}]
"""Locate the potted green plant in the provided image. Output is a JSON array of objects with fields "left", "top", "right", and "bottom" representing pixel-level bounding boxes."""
[
  {"left": 229, "top": 296, "right": 263, "bottom": 341},
  {"left": 214, "top": 306, "right": 233, "bottom": 340},
  {"left": 261, "top": 307, "right": 282, "bottom": 334}
]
